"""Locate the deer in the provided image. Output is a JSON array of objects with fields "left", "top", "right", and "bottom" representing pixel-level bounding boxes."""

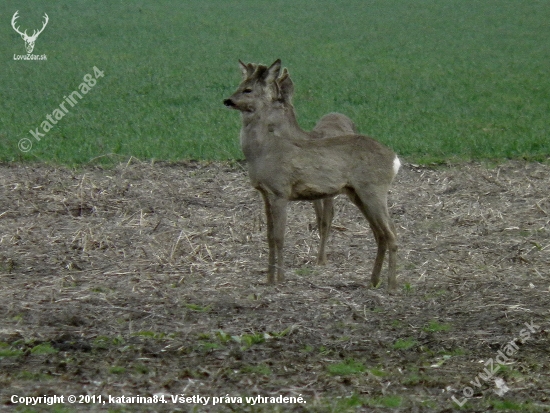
[
  {"left": 233, "top": 63, "right": 358, "bottom": 266},
  {"left": 11, "top": 11, "right": 49, "bottom": 54},
  {"left": 311, "top": 113, "right": 357, "bottom": 265},
  {"left": 271, "top": 63, "right": 358, "bottom": 265},
  {"left": 224, "top": 59, "right": 401, "bottom": 289}
]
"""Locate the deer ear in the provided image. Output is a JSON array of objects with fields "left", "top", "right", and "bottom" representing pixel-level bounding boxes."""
[
  {"left": 239, "top": 60, "right": 251, "bottom": 79},
  {"left": 278, "top": 68, "right": 294, "bottom": 102},
  {"left": 279, "top": 67, "right": 289, "bottom": 82},
  {"left": 239, "top": 60, "right": 257, "bottom": 80},
  {"left": 264, "top": 59, "right": 282, "bottom": 84}
]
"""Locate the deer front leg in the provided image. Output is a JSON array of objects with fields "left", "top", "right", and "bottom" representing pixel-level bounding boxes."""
[
  {"left": 260, "top": 190, "right": 277, "bottom": 284},
  {"left": 260, "top": 192, "right": 288, "bottom": 284},
  {"left": 313, "top": 200, "right": 323, "bottom": 237}
]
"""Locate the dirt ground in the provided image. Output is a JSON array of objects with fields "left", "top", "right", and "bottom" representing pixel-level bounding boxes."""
[{"left": 0, "top": 159, "right": 549, "bottom": 412}]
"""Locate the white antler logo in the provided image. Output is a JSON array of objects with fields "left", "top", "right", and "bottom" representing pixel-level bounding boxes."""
[{"left": 11, "top": 11, "right": 49, "bottom": 54}]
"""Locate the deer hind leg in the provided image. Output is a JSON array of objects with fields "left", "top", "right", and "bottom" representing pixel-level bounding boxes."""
[
  {"left": 261, "top": 191, "right": 287, "bottom": 283},
  {"left": 271, "top": 197, "right": 288, "bottom": 282},
  {"left": 347, "top": 188, "right": 398, "bottom": 289},
  {"left": 314, "top": 198, "right": 334, "bottom": 265}
]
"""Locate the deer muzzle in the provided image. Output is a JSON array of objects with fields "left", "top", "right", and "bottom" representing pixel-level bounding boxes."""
[{"left": 223, "top": 98, "right": 236, "bottom": 108}]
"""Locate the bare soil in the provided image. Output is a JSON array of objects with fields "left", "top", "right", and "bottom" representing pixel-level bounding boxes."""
[{"left": 0, "top": 160, "right": 549, "bottom": 412}]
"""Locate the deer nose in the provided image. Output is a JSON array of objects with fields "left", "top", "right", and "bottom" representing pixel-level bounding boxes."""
[{"left": 223, "top": 99, "right": 235, "bottom": 107}]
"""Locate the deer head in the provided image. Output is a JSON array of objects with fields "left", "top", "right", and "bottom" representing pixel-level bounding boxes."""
[
  {"left": 223, "top": 59, "right": 282, "bottom": 112},
  {"left": 11, "top": 11, "right": 49, "bottom": 54}
]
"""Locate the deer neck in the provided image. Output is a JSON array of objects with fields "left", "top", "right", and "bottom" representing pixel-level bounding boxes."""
[
  {"left": 239, "top": 101, "right": 311, "bottom": 164},
  {"left": 241, "top": 103, "right": 309, "bottom": 157}
]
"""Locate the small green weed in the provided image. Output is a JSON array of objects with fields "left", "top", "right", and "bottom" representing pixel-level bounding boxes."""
[
  {"left": 403, "top": 282, "right": 413, "bottom": 293},
  {"left": 109, "top": 366, "right": 126, "bottom": 374},
  {"left": 487, "top": 398, "right": 546, "bottom": 412},
  {"left": 184, "top": 303, "right": 211, "bottom": 312},
  {"left": 198, "top": 342, "right": 222, "bottom": 352},
  {"left": 318, "top": 346, "right": 332, "bottom": 356},
  {"left": 393, "top": 338, "right": 417, "bottom": 350},
  {"left": 403, "top": 373, "right": 421, "bottom": 386},
  {"left": 93, "top": 335, "right": 125, "bottom": 350},
  {"left": 17, "top": 371, "right": 52, "bottom": 381},
  {"left": 488, "top": 399, "right": 524, "bottom": 411},
  {"left": 368, "top": 367, "right": 387, "bottom": 377},
  {"left": 132, "top": 331, "right": 173, "bottom": 340},
  {"left": 30, "top": 343, "right": 58, "bottom": 355},
  {"left": 268, "top": 327, "right": 292, "bottom": 338},
  {"left": 237, "top": 333, "right": 265, "bottom": 350},
  {"left": 0, "top": 258, "right": 15, "bottom": 273},
  {"left": 391, "top": 320, "right": 403, "bottom": 328},
  {"left": 329, "top": 394, "right": 364, "bottom": 411},
  {"left": 240, "top": 364, "right": 272, "bottom": 376},
  {"left": 498, "top": 365, "right": 525, "bottom": 380},
  {"left": 301, "top": 345, "right": 314, "bottom": 353},
  {"left": 295, "top": 266, "right": 315, "bottom": 277},
  {"left": 134, "top": 364, "right": 149, "bottom": 374},
  {"left": 439, "top": 348, "right": 466, "bottom": 357},
  {"left": 366, "top": 395, "right": 402, "bottom": 408},
  {"left": 423, "top": 320, "right": 452, "bottom": 333},
  {"left": 0, "top": 342, "right": 24, "bottom": 357},
  {"left": 327, "top": 358, "right": 365, "bottom": 376},
  {"left": 215, "top": 330, "right": 232, "bottom": 344}
]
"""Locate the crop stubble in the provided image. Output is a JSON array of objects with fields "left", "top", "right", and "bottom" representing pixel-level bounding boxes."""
[{"left": 0, "top": 160, "right": 549, "bottom": 411}]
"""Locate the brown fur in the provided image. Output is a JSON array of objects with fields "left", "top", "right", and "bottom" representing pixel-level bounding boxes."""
[
  {"left": 224, "top": 59, "right": 400, "bottom": 289},
  {"left": 310, "top": 111, "right": 358, "bottom": 265},
  {"left": 277, "top": 67, "right": 358, "bottom": 265}
]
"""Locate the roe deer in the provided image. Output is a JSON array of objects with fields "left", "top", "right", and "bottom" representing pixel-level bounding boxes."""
[
  {"left": 276, "top": 66, "right": 358, "bottom": 265},
  {"left": 224, "top": 59, "right": 401, "bottom": 289},
  {"left": 239, "top": 64, "right": 358, "bottom": 265},
  {"left": 311, "top": 114, "right": 357, "bottom": 265}
]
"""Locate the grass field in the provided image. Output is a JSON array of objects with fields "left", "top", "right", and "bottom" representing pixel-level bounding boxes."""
[{"left": 1, "top": 0, "right": 549, "bottom": 165}]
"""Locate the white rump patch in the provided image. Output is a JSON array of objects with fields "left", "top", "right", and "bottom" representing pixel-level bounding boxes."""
[{"left": 393, "top": 155, "right": 401, "bottom": 177}]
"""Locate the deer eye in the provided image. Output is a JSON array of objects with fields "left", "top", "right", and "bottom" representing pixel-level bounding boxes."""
[{"left": 243, "top": 88, "right": 253, "bottom": 94}]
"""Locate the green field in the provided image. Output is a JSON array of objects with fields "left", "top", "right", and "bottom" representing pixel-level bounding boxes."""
[{"left": 1, "top": 0, "right": 549, "bottom": 165}]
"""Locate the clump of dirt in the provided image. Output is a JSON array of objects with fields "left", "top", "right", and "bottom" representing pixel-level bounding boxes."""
[{"left": 0, "top": 159, "right": 549, "bottom": 412}]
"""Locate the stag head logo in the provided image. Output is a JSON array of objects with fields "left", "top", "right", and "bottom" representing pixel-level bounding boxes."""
[{"left": 11, "top": 11, "right": 49, "bottom": 54}]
